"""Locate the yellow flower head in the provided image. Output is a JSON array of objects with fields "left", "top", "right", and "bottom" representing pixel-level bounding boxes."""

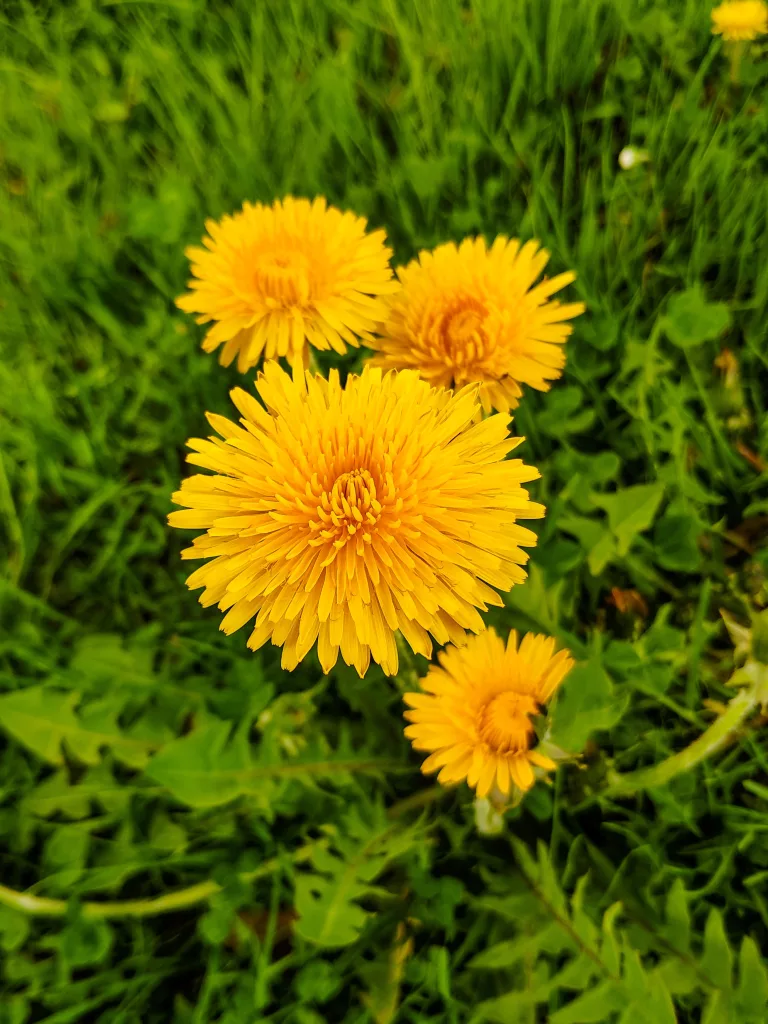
[
  {"left": 712, "top": 0, "right": 768, "bottom": 40},
  {"left": 169, "top": 364, "right": 544, "bottom": 677},
  {"left": 368, "top": 237, "right": 585, "bottom": 414},
  {"left": 404, "top": 629, "right": 574, "bottom": 797},
  {"left": 176, "top": 196, "right": 399, "bottom": 373}
]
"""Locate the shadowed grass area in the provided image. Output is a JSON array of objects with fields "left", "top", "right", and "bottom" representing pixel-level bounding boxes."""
[{"left": 1, "top": 0, "right": 768, "bottom": 1020}]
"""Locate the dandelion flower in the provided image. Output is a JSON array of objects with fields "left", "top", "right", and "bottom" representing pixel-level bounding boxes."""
[
  {"left": 176, "top": 196, "right": 399, "bottom": 373},
  {"left": 404, "top": 629, "right": 574, "bottom": 797},
  {"left": 368, "top": 237, "right": 585, "bottom": 414},
  {"left": 169, "top": 364, "right": 544, "bottom": 677},
  {"left": 711, "top": 0, "right": 768, "bottom": 40}
]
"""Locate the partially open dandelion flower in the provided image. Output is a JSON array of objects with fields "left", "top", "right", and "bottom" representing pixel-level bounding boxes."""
[
  {"left": 712, "top": 0, "right": 768, "bottom": 40},
  {"left": 404, "top": 629, "right": 574, "bottom": 797},
  {"left": 169, "top": 364, "right": 544, "bottom": 677},
  {"left": 176, "top": 196, "right": 399, "bottom": 373},
  {"left": 368, "top": 237, "right": 585, "bottom": 414}
]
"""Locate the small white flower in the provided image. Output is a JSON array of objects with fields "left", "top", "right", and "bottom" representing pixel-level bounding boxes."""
[{"left": 618, "top": 146, "right": 650, "bottom": 170}]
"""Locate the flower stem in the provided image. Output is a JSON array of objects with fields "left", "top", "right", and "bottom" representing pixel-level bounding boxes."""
[
  {"left": 727, "top": 40, "right": 745, "bottom": 85},
  {"left": 604, "top": 686, "right": 760, "bottom": 797},
  {"left": 0, "top": 842, "right": 321, "bottom": 921}
]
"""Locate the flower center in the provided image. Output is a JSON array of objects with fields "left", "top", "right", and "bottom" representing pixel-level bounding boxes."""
[
  {"left": 309, "top": 469, "right": 383, "bottom": 550},
  {"left": 427, "top": 296, "right": 491, "bottom": 381},
  {"left": 478, "top": 690, "right": 540, "bottom": 754},
  {"left": 254, "top": 250, "right": 311, "bottom": 307}
]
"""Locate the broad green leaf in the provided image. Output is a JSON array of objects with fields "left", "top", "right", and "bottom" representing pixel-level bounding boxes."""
[
  {"left": 549, "top": 659, "right": 629, "bottom": 753},
  {"left": 662, "top": 285, "right": 731, "bottom": 348},
  {"left": 60, "top": 916, "right": 113, "bottom": 968},
  {"left": 536, "top": 386, "right": 596, "bottom": 437},
  {"left": 587, "top": 531, "right": 617, "bottom": 575},
  {"left": 591, "top": 483, "right": 665, "bottom": 556},
  {"left": 504, "top": 562, "right": 558, "bottom": 633},
  {"left": 652, "top": 513, "right": 702, "bottom": 572},
  {"left": 148, "top": 809, "right": 187, "bottom": 853},
  {"left": 144, "top": 719, "right": 400, "bottom": 809},
  {"left": 0, "top": 906, "right": 30, "bottom": 953},
  {"left": 0, "top": 687, "right": 153, "bottom": 767},
  {"left": 558, "top": 516, "right": 617, "bottom": 575},
  {"left": 44, "top": 825, "right": 89, "bottom": 872},
  {"left": 145, "top": 720, "right": 252, "bottom": 808},
  {"left": 700, "top": 909, "right": 733, "bottom": 991},
  {"left": 295, "top": 959, "right": 342, "bottom": 1005},
  {"left": 68, "top": 634, "right": 156, "bottom": 691}
]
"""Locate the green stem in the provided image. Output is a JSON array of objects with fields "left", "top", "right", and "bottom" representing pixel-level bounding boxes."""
[
  {"left": 0, "top": 782, "right": 438, "bottom": 921},
  {"left": 387, "top": 785, "right": 444, "bottom": 819},
  {"left": 727, "top": 40, "right": 745, "bottom": 86},
  {"left": 0, "top": 842, "right": 322, "bottom": 921},
  {"left": 604, "top": 687, "right": 759, "bottom": 797}
]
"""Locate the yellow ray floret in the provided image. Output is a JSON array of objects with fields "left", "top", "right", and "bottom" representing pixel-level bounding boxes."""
[
  {"left": 368, "top": 237, "right": 585, "bottom": 414},
  {"left": 169, "top": 364, "right": 545, "bottom": 677},
  {"left": 711, "top": 0, "right": 768, "bottom": 40},
  {"left": 404, "top": 629, "right": 574, "bottom": 797},
  {"left": 176, "top": 196, "right": 400, "bottom": 372}
]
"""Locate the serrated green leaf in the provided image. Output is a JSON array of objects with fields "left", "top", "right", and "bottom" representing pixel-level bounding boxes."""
[
  {"left": 294, "top": 811, "right": 421, "bottom": 948},
  {"left": 469, "top": 922, "right": 567, "bottom": 969},
  {"left": 0, "top": 687, "right": 154, "bottom": 767},
  {"left": 549, "top": 980, "right": 625, "bottom": 1023},
  {"left": 655, "top": 957, "right": 698, "bottom": 996},
  {"left": 601, "top": 902, "right": 623, "bottom": 977},
  {"left": 23, "top": 763, "right": 131, "bottom": 820},
  {"left": 701, "top": 989, "right": 735, "bottom": 1024},
  {"left": 735, "top": 936, "right": 768, "bottom": 1016},
  {"left": 144, "top": 719, "right": 400, "bottom": 809},
  {"left": 664, "top": 878, "right": 691, "bottom": 954}
]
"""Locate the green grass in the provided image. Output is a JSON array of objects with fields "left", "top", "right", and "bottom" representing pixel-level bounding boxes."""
[{"left": 1, "top": 0, "right": 768, "bottom": 1021}]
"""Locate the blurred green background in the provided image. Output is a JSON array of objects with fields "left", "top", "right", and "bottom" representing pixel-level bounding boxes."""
[{"left": 1, "top": 0, "right": 768, "bottom": 1021}]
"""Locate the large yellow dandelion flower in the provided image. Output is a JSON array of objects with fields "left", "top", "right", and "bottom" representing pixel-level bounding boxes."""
[
  {"left": 176, "top": 196, "right": 399, "bottom": 373},
  {"left": 404, "top": 629, "right": 574, "bottom": 797},
  {"left": 712, "top": 0, "right": 768, "bottom": 39},
  {"left": 368, "top": 237, "right": 585, "bottom": 414},
  {"left": 169, "top": 364, "right": 544, "bottom": 677}
]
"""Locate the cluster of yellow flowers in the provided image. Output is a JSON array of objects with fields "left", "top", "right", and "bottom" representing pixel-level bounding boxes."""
[{"left": 170, "top": 195, "right": 583, "bottom": 802}]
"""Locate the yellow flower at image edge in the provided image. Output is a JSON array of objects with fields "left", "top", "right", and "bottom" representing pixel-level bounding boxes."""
[
  {"left": 404, "top": 629, "right": 574, "bottom": 796},
  {"left": 712, "top": 0, "right": 768, "bottom": 40},
  {"left": 368, "top": 237, "right": 584, "bottom": 414},
  {"left": 176, "top": 196, "right": 399, "bottom": 372},
  {"left": 169, "top": 364, "right": 544, "bottom": 677}
]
